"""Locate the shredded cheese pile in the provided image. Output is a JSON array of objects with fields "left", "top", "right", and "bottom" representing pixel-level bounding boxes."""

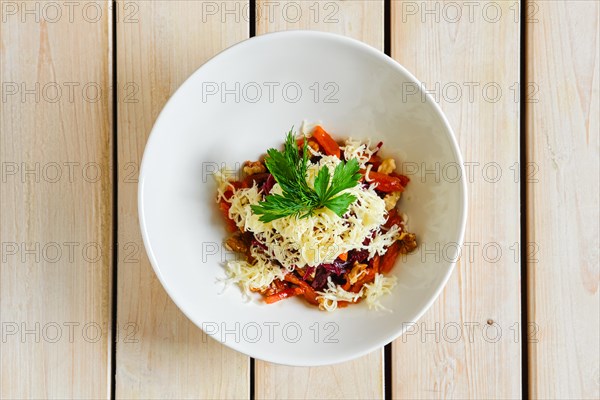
[
  {"left": 221, "top": 246, "right": 286, "bottom": 299},
  {"left": 363, "top": 273, "right": 398, "bottom": 311},
  {"left": 315, "top": 277, "right": 363, "bottom": 312},
  {"left": 340, "top": 138, "right": 378, "bottom": 168},
  {"left": 314, "top": 274, "right": 398, "bottom": 312},
  {"left": 219, "top": 146, "right": 398, "bottom": 270},
  {"left": 217, "top": 138, "right": 402, "bottom": 311}
]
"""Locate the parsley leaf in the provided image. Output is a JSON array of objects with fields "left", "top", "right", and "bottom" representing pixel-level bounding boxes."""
[
  {"left": 314, "top": 158, "right": 362, "bottom": 217},
  {"left": 320, "top": 192, "right": 357, "bottom": 217},
  {"left": 250, "top": 128, "right": 361, "bottom": 222}
]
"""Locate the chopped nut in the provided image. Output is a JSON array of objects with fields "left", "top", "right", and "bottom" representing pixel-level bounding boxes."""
[
  {"left": 383, "top": 191, "right": 402, "bottom": 211},
  {"left": 398, "top": 232, "right": 417, "bottom": 254},
  {"left": 224, "top": 234, "right": 248, "bottom": 254},
  {"left": 261, "top": 281, "right": 278, "bottom": 296},
  {"left": 307, "top": 140, "right": 320, "bottom": 152},
  {"left": 347, "top": 262, "right": 368, "bottom": 285},
  {"left": 377, "top": 158, "right": 396, "bottom": 175},
  {"left": 243, "top": 161, "right": 266, "bottom": 176}
]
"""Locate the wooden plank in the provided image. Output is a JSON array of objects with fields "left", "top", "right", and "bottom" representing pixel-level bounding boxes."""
[
  {"left": 390, "top": 1, "right": 521, "bottom": 398},
  {"left": 115, "top": 1, "right": 250, "bottom": 398},
  {"left": 0, "top": 1, "right": 112, "bottom": 398},
  {"left": 526, "top": 1, "right": 600, "bottom": 398},
  {"left": 254, "top": 2, "right": 384, "bottom": 399},
  {"left": 256, "top": 0, "right": 382, "bottom": 48}
]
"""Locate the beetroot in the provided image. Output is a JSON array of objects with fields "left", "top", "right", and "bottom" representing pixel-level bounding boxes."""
[{"left": 262, "top": 174, "right": 275, "bottom": 195}]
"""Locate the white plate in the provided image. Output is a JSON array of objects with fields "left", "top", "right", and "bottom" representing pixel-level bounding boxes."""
[{"left": 139, "top": 31, "right": 467, "bottom": 366}]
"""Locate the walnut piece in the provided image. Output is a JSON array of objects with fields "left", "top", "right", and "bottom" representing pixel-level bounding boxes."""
[
  {"left": 347, "top": 262, "right": 368, "bottom": 285},
  {"left": 307, "top": 140, "right": 320, "bottom": 152},
  {"left": 243, "top": 161, "right": 266, "bottom": 176},
  {"left": 383, "top": 191, "right": 402, "bottom": 211},
  {"left": 224, "top": 234, "right": 248, "bottom": 254},
  {"left": 398, "top": 232, "right": 417, "bottom": 254},
  {"left": 377, "top": 158, "right": 396, "bottom": 175}
]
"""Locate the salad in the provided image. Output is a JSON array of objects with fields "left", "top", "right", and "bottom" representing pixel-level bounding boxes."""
[{"left": 216, "top": 125, "right": 417, "bottom": 311}]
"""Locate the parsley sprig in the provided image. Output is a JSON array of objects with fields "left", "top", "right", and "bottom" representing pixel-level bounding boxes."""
[{"left": 250, "top": 129, "right": 361, "bottom": 223}]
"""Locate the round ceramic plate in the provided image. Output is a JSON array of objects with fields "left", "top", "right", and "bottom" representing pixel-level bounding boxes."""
[{"left": 139, "top": 31, "right": 467, "bottom": 366}]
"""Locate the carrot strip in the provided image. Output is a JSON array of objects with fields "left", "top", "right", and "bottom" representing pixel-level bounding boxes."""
[
  {"left": 264, "top": 287, "right": 304, "bottom": 304},
  {"left": 283, "top": 273, "right": 302, "bottom": 286},
  {"left": 219, "top": 180, "right": 249, "bottom": 232},
  {"left": 218, "top": 200, "right": 238, "bottom": 232},
  {"left": 296, "top": 137, "right": 320, "bottom": 152},
  {"left": 341, "top": 273, "right": 352, "bottom": 291},
  {"left": 284, "top": 273, "right": 319, "bottom": 305},
  {"left": 312, "top": 126, "right": 341, "bottom": 158},
  {"left": 350, "top": 268, "right": 376, "bottom": 293},
  {"left": 273, "top": 279, "right": 287, "bottom": 292},
  {"left": 338, "top": 252, "right": 348, "bottom": 262},
  {"left": 380, "top": 241, "right": 402, "bottom": 274},
  {"left": 370, "top": 254, "right": 380, "bottom": 274}
]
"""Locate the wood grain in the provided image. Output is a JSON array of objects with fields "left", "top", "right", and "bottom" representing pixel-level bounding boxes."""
[
  {"left": 115, "top": 1, "right": 249, "bottom": 398},
  {"left": 391, "top": 1, "right": 522, "bottom": 398},
  {"left": 254, "top": 2, "right": 385, "bottom": 399},
  {"left": 526, "top": 1, "right": 600, "bottom": 398},
  {"left": 256, "top": 0, "right": 382, "bottom": 48},
  {"left": 0, "top": 1, "right": 112, "bottom": 398}
]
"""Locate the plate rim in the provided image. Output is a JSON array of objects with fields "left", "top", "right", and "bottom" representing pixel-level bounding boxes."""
[{"left": 138, "top": 30, "right": 468, "bottom": 366}]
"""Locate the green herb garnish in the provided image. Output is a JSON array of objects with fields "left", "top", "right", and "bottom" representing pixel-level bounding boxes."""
[{"left": 250, "top": 129, "right": 361, "bottom": 223}]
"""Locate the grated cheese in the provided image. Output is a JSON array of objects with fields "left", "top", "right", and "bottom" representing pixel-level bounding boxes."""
[
  {"left": 362, "top": 273, "right": 398, "bottom": 311},
  {"left": 221, "top": 153, "right": 398, "bottom": 270},
  {"left": 215, "top": 169, "right": 236, "bottom": 202},
  {"left": 341, "top": 138, "right": 378, "bottom": 168},
  {"left": 221, "top": 246, "right": 286, "bottom": 299},
  {"left": 215, "top": 136, "right": 406, "bottom": 311},
  {"left": 316, "top": 277, "right": 363, "bottom": 311}
]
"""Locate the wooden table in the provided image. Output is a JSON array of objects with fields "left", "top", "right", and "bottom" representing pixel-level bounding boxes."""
[{"left": 1, "top": 1, "right": 598, "bottom": 398}]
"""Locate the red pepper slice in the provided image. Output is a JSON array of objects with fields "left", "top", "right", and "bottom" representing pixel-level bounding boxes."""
[
  {"left": 366, "top": 170, "right": 406, "bottom": 193},
  {"left": 242, "top": 172, "right": 270, "bottom": 188},
  {"left": 368, "top": 155, "right": 383, "bottom": 170},
  {"left": 384, "top": 208, "right": 403, "bottom": 230},
  {"left": 312, "top": 126, "right": 341, "bottom": 158},
  {"left": 390, "top": 171, "right": 410, "bottom": 187}
]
